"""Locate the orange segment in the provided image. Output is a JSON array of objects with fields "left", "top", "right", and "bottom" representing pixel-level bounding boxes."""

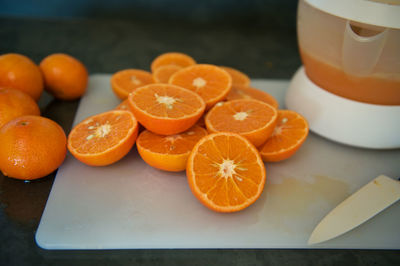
[
  {"left": 128, "top": 83, "right": 205, "bottom": 135},
  {"left": 150, "top": 52, "right": 196, "bottom": 73},
  {"left": 153, "top": 64, "right": 183, "bottom": 83},
  {"left": 259, "top": 110, "right": 309, "bottom": 162},
  {"left": 186, "top": 132, "right": 266, "bottom": 213},
  {"left": 136, "top": 125, "right": 208, "bottom": 172},
  {"left": 205, "top": 99, "right": 278, "bottom": 147},
  {"left": 111, "top": 69, "right": 154, "bottom": 100},
  {"left": 169, "top": 64, "right": 232, "bottom": 109},
  {"left": 67, "top": 110, "right": 139, "bottom": 166},
  {"left": 220, "top": 66, "right": 251, "bottom": 87},
  {"left": 227, "top": 85, "right": 279, "bottom": 109}
]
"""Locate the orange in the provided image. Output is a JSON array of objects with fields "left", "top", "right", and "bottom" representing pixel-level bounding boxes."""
[
  {"left": 186, "top": 132, "right": 266, "bottom": 213},
  {"left": 259, "top": 110, "right": 309, "bottom": 162},
  {"left": 0, "top": 53, "right": 44, "bottom": 101},
  {"left": 220, "top": 66, "right": 251, "bottom": 87},
  {"left": 39, "top": 53, "right": 88, "bottom": 100},
  {"left": 152, "top": 64, "right": 183, "bottom": 83},
  {"left": 128, "top": 83, "right": 205, "bottom": 135},
  {"left": 111, "top": 69, "right": 154, "bottom": 100},
  {"left": 205, "top": 99, "right": 278, "bottom": 147},
  {"left": 0, "top": 87, "right": 40, "bottom": 129},
  {"left": 226, "top": 85, "right": 279, "bottom": 109},
  {"left": 67, "top": 110, "right": 138, "bottom": 166},
  {"left": 136, "top": 125, "right": 208, "bottom": 172},
  {"left": 150, "top": 52, "right": 196, "bottom": 73},
  {"left": 114, "top": 99, "right": 133, "bottom": 112},
  {"left": 169, "top": 64, "right": 232, "bottom": 109},
  {"left": 0, "top": 115, "right": 67, "bottom": 180}
]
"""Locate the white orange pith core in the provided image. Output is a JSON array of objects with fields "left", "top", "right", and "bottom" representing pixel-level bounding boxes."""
[
  {"left": 218, "top": 159, "right": 236, "bottom": 178},
  {"left": 130, "top": 76, "right": 141, "bottom": 85},
  {"left": 273, "top": 117, "right": 289, "bottom": 136},
  {"left": 192, "top": 77, "right": 207, "bottom": 89},
  {"left": 165, "top": 134, "right": 183, "bottom": 143},
  {"left": 155, "top": 93, "right": 176, "bottom": 109},
  {"left": 233, "top": 112, "right": 248, "bottom": 121},
  {"left": 86, "top": 122, "right": 111, "bottom": 140}
]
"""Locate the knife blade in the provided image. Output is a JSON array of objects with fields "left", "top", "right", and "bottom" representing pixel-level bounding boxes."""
[{"left": 308, "top": 175, "right": 400, "bottom": 245}]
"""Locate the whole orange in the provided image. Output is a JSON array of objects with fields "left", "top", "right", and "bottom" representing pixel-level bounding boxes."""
[
  {"left": 0, "top": 115, "right": 67, "bottom": 180},
  {"left": 0, "top": 53, "right": 44, "bottom": 101},
  {"left": 39, "top": 53, "right": 88, "bottom": 100},
  {"left": 0, "top": 87, "right": 41, "bottom": 129}
]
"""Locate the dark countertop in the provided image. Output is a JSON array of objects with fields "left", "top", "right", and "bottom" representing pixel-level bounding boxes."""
[{"left": 0, "top": 16, "right": 399, "bottom": 265}]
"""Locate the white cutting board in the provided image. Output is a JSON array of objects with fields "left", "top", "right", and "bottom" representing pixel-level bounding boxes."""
[{"left": 35, "top": 74, "right": 400, "bottom": 250}]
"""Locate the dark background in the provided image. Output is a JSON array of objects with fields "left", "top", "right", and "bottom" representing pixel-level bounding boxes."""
[
  {"left": 0, "top": 0, "right": 297, "bottom": 25},
  {"left": 0, "top": 0, "right": 300, "bottom": 78}
]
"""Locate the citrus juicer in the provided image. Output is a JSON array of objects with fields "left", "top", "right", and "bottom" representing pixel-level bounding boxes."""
[{"left": 285, "top": 0, "right": 400, "bottom": 149}]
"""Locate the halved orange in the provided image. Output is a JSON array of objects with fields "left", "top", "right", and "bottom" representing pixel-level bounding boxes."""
[
  {"left": 153, "top": 64, "right": 183, "bottom": 83},
  {"left": 205, "top": 99, "right": 278, "bottom": 147},
  {"left": 220, "top": 66, "right": 251, "bottom": 87},
  {"left": 111, "top": 69, "right": 154, "bottom": 100},
  {"left": 226, "top": 85, "right": 279, "bottom": 109},
  {"left": 169, "top": 64, "right": 232, "bottom": 109},
  {"left": 186, "top": 132, "right": 266, "bottom": 213},
  {"left": 67, "top": 110, "right": 139, "bottom": 166},
  {"left": 150, "top": 52, "right": 196, "bottom": 73},
  {"left": 128, "top": 83, "right": 205, "bottom": 135},
  {"left": 136, "top": 125, "right": 208, "bottom": 172},
  {"left": 259, "top": 110, "right": 309, "bottom": 162},
  {"left": 114, "top": 99, "right": 132, "bottom": 112}
]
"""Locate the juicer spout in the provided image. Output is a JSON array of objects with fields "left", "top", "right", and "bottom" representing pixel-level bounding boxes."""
[{"left": 342, "top": 21, "right": 387, "bottom": 77}]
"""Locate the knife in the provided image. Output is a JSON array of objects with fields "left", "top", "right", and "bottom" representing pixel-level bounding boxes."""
[{"left": 308, "top": 175, "right": 400, "bottom": 245}]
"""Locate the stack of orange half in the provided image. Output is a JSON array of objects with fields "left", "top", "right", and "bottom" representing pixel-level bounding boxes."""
[{"left": 67, "top": 52, "right": 309, "bottom": 213}]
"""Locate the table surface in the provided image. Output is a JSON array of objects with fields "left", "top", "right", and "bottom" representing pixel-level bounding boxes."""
[{"left": 1, "top": 15, "right": 399, "bottom": 265}]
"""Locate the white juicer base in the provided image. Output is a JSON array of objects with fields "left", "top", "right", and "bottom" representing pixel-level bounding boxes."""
[{"left": 285, "top": 67, "right": 400, "bottom": 149}]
